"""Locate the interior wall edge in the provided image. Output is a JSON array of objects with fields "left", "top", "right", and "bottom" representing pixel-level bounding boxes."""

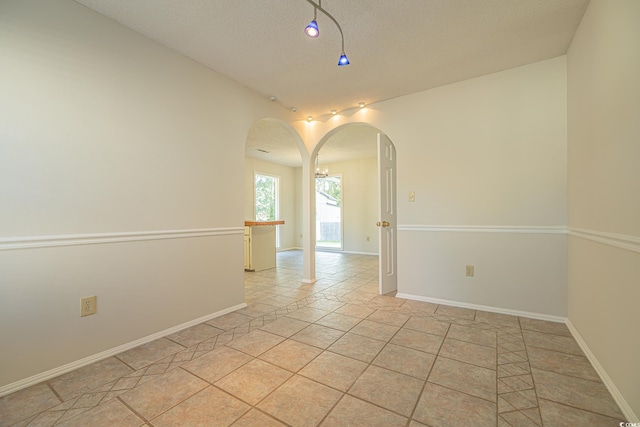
[
  {"left": 0, "top": 302, "right": 247, "bottom": 398},
  {"left": 566, "top": 319, "right": 639, "bottom": 422}
]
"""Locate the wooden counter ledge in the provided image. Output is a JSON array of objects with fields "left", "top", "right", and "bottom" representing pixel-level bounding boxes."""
[{"left": 244, "top": 220, "right": 285, "bottom": 226}]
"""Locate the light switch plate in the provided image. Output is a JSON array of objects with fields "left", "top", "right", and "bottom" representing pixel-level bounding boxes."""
[{"left": 408, "top": 191, "right": 415, "bottom": 202}]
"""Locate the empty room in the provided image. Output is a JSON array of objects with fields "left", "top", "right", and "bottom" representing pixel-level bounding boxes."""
[{"left": 1, "top": 0, "right": 638, "bottom": 425}]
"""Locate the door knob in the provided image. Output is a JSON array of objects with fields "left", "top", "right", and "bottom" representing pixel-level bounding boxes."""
[{"left": 376, "top": 221, "right": 390, "bottom": 227}]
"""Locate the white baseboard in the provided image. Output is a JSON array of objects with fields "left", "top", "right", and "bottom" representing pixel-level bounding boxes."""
[
  {"left": 396, "top": 293, "right": 567, "bottom": 323},
  {"left": 0, "top": 303, "right": 247, "bottom": 398},
  {"left": 340, "top": 250, "right": 378, "bottom": 256},
  {"left": 566, "top": 319, "right": 638, "bottom": 422},
  {"left": 314, "top": 248, "right": 378, "bottom": 256}
]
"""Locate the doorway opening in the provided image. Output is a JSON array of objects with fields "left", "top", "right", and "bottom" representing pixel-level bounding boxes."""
[
  {"left": 244, "top": 118, "right": 308, "bottom": 280},
  {"left": 315, "top": 174, "right": 342, "bottom": 250},
  {"left": 311, "top": 124, "right": 398, "bottom": 294}
]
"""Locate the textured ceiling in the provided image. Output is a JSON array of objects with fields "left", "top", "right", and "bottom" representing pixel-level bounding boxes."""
[{"left": 74, "top": 0, "right": 589, "bottom": 166}]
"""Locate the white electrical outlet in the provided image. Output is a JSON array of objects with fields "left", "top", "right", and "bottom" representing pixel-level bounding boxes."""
[
  {"left": 465, "top": 265, "right": 475, "bottom": 277},
  {"left": 81, "top": 296, "right": 97, "bottom": 317}
]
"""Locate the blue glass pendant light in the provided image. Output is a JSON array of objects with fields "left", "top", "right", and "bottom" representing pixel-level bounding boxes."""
[
  {"left": 305, "top": 20, "right": 319, "bottom": 37},
  {"left": 305, "top": 7, "right": 319, "bottom": 38}
]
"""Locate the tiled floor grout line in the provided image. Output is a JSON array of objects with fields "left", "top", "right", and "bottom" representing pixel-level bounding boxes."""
[
  {"left": 44, "top": 383, "right": 64, "bottom": 406},
  {"left": 115, "top": 395, "right": 149, "bottom": 425},
  {"left": 518, "top": 331, "right": 541, "bottom": 427},
  {"left": 406, "top": 320, "right": 453, "bottom": 426}
]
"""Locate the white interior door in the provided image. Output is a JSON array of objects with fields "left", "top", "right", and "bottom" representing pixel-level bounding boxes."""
[{"left": 377, "top": 133, "right": 397, "bottom": 294}]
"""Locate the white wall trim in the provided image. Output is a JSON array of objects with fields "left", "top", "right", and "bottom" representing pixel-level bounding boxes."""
[
  {"left": 568, "top": 227, "right": 640, "bottom": 254},
  {"left": 396, "top": 293, "right": 567, "bottom": 323},
  {"left": 0, "top": 227, "right": 244, "bottom": 251},
  {"left": 566, "top": 319, "right": 639, "bottom": 422},
  {"left": 398, "top": 225, "right": 567, "bottom": 234},
  {"left": 277, "top": 247, "right": 300, "bottom": 253},
  {"left": 0, "top": 302, "right": 247, "bottom": 398},
  {"left": 340, "top": 250, "right": 378, "bottom": 256}
]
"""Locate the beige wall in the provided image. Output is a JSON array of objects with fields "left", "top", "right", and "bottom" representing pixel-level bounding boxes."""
[
  {"left": 244, "top": 157, "right": 299, "bottom": 250},
  {"left": 567, "top": 0, "right": 640, "bottom": 418},
  {"left": 306, "top": 57, "right": 569, "bottom": 317},
  {"left": 0, "top": 0, "right": 285, "bottom": 390}
]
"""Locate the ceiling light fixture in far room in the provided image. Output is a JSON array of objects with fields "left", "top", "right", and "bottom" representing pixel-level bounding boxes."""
[
  {"left": 331, "top": 109, "right": 337, "bottom": 115},
  {"left": 358, "top": 101, "right": 366, "bottom": 108},
  {"left": 291, "top": 107, "right": 297, "bottom": 112},
  {"left": 307, "top": 116, "right": 313, "bottom": 122},
  {"left": 315, "top": 154, "right": 328, "bottom": 178},
  {"left": 304, "top": 0, "right": 350, "bottom": 67}
]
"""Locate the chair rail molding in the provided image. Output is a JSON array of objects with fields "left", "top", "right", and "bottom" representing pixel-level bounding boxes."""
[
  {"left": 0, "top": 227, "right": 244, "bottom": 251},
  {"left": 568, "top": 227, "right": 640, "bottom": 254},
  {"left": 397, "top": 225, "right": 567, "bottom": 234}
]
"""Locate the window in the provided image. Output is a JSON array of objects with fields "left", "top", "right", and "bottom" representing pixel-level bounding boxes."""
[
  {"left": 255, "top": 173, "right": 280, "bottom": 247},
  {"left": 315, "top": 175, "right": 342, "bottom": 249}
]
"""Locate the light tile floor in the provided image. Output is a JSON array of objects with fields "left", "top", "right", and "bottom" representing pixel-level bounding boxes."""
[{"left": 0, "top": 250, "right": 626, "bottom": 426}]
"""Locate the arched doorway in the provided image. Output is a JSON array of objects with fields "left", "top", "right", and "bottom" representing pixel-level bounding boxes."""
[
  {"left": 310, "top": 123, "right": 398, "bottom": 295},
  {"left": 243, "top": 118, "right": 309, "bottom": 290}
]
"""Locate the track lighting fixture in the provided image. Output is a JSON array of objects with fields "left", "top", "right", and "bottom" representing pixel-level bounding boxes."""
[{"left": 304, "top": 0, "right": 350, "bottom": 67}]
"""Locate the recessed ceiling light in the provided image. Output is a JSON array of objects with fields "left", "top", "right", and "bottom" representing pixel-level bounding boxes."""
[
  {"left": 331, "top": 109, "right": 337, "bottom": 115},
  {"left": 269, "top": 96, "right": 277, "bottom": 102},
  {"left": 307, "top": 116, "right": 313, "bottom": 122},
  {"left": 291, "top": 107, "right": 297, "bottom": 112},
  {"left": 358, "top": 102, "right": 365, "bottom": 108}
]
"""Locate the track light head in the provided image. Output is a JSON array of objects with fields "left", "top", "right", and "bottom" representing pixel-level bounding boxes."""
[
  {"left": 338, "top": 52, "right": 350, "bottom": 66},
  {"left": 305, "top": 20, "right": 319, "bottom": 38}
]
